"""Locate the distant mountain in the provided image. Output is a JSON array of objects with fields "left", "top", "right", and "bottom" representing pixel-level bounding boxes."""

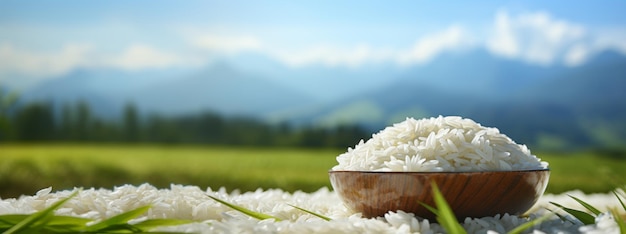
[
  {"left": 293, "top": 49, "right": 564, "bottom": 126},
  {"left": 18, "top": 68, "right": 190, "bottom": 118},
  {"left": 131, "top": 62, "right": 317, "bottom": 116},
  {"left": 519, "top": 50, "right": 626, "bottom": 107},
  {"left": 226, "top": 52, "right": 404, "bottom": 102},
  {"left": 13, "top": 47, "right": 626, "bottom": 149},
  {"left": 18, "top": 62, "right": 319, "bottom": 118},
  {"left": 298, "top": 49, "right": 626, "bottom": 149},
  {"left": 514, "top": 50, "right": 626, "bottom": 148},
  {"left": 395, "top": 49, "right": 563, "bottom": 98},
  {"left": 18, "top": 69, "right": 126, "bottom": 118}
]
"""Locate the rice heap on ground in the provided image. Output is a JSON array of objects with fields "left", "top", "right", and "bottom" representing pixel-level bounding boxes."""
[
  {"left": 333, "top": 116, "right": 549, "bottom": 172},
  {"left": 1, "top": 184, "right": 623, "bottom": 234}
]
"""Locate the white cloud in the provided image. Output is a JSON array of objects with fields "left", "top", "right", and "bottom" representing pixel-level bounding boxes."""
[
  {"left": 593, "top": 29, "right": 626, "bottom": 54},
  {"left": 397, "top": 25, "right": 471, "bottom": 65},
  {"left": 186, "top": 12, "right": 626, "bottom": 68},
  {"left": 274, "top": 26, "right": 472, "bottom": 67},
  {"left": 487, "top": 10, "right": 587, "bottom": 66},
  {"left": 192, "top": 35, "right": 262, "bottom": 53},
  {"left": 105, "top": 44, "right": 189, "bottom": 70},
  {"left": 189, "top": 26, "right": 472, "bottom": 68},
  {"left": 187, "top": 33, "right": 396, "bottom": 67},
  {"left": 0, "top": 42, "right": 202, "bottom": 87},
  {"left": 487, "top": 11, "right": 520, "bottom": 58},
  {"left": 272, "top": 44, "right": 395, "bottom": 68},
  {"left": 564, "top": 43, "right": 590, "bottom": 66},
  {"left": 0, "top": 43, "right": 190, "bottom": 76},
  {"left": 0, "top": 43, "right": 92, "bottom": 77},
  {"left": 3, "top": 8, "right": 626, "bottom": 86}
]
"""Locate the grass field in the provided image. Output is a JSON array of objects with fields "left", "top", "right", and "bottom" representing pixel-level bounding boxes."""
[{"left": 1, "top": 143, "right": 625, "bottom": 198}]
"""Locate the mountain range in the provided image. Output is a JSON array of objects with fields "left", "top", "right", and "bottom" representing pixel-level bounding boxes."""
[{"left": 11, "top": 48, "right": 626, "bottom": 149}]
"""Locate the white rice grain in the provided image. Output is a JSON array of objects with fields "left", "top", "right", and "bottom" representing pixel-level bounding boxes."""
[
  {"left": 1, "top": 185, "right": 624, "bottom": 233},
  {"left": 332, "top": 116, "right": 548, "bottom": 172}
]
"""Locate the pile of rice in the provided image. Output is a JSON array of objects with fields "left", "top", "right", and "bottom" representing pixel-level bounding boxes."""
[
  {"left": 1, "top": 184, "right": 623, "bottom": 233},
  {"left": 4, "top": 116, "right": 619, "bottom": 233},
  {"left": 333, "top": 116, "right": 549, "bottom": 172}
]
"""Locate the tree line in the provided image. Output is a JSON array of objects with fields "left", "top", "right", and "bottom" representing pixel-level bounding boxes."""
[{"left": 0, "top": 94, "right": 371, "bottom": 148}]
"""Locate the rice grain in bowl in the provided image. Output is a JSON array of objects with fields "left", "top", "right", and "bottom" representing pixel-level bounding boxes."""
[{"left": 329, "top": 116, "right": 550, "bottom": 219}]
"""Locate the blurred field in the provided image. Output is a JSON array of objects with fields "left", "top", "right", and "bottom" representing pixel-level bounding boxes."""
[{"left": 1, "top": 144, "right": 625, "bottom": 198}]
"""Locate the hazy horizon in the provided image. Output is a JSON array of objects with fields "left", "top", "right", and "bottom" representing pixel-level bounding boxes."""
[{"left": 2, "top": 1, "right": 626, "bottom": 91}]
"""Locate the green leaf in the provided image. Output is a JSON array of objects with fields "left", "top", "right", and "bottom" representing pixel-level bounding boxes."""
[
  {"left": 418, "top": 202, "right": 439, "bottom": 217},
  {"left": 610, "top": 209, "right": 626, "bottom": 234},
  {"left": 0, "top": 214, "right": 91, "bottom": 233},
  {"left": 132, "top": 218, "right": 195, "bottom": 231},
  {"left": 0, "top": 192, "right": 195, "bottom": 233},
  {"left": 613, "top": 191, "right": 626, "bottom": 212},
  {"left": 41, "top": 216, "right": 92, "bottom": 233},
  {"left": 545, "top": 208, "right": 577, "bottom": 224},
  {"left": 568, "top": 195, "right": 602, "bottom": 216},
  {"left": 507, "top": 212, "right": 553, "bottom": 234},
  {"left": 46, "top": 215, "right": 91, "bottom": 226},
  {"left": 85, "top": 205, "right": 151, "bottom": 232},
  {"left": 429, "top": 182, "right": 467, "bottom": 234},
  {"left": 0, "top": 215, "right": 26, "bottom": 231},
  {"left": 99, "top": 223, "right": 143, "bottom": 233},
  {"left": 208, "top": 195, "right": 281, "bottom": 221},
  {"left": 0, "top": 215, "right": 30, "bottom": 227},
  {"left": 3, "top": 190, "right": 79, "bottom": 234},
  {"left": 549, "top": 202, "right": 596, "bottom": 225},
  {"left": 288, "top": 204, "right": 331, "bottom": 221}
]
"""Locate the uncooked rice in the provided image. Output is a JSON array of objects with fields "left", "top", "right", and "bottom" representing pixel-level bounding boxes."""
[
  {"left": 1, "top": 184, "right": 624, "bottom": 234},
  {"left": 332, "top": 116, "right": 549, "bottom": 172}
]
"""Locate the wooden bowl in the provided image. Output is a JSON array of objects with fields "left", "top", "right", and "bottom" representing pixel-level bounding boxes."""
[{"left": 329, "top": 169, "right": 550, "bottom": 220}]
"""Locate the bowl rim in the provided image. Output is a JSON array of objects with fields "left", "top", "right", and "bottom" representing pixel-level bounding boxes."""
[{"left": 328, "top": 168, "right": 550, "bottom": 174}]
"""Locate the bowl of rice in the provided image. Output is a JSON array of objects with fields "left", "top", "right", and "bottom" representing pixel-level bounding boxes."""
[{"left": 329, "top": 116, "right": 550, "bottom": 220}]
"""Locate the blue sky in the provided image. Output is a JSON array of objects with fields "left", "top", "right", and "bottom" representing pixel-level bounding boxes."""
[{"left": 1, "top": 0, "right": 626, "bottom": 88}]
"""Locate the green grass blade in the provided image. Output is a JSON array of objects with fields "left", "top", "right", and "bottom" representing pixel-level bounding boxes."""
[
  {"left": 288, "top": 204, "right": 331, "bottom": 221},
  {"left": 97, "top": 223, "right": 143, "bottom": 232},
  {"left": 545, "top": 208, "right": 577, "bottom": 224},
  {"left": 430, "top": 182, "right": 467, "bottom": 234},
  {"left": 2, "top": 190, "right": 78, "bottom": 234},
  {"left": 123, "top": 232, "right": 192, "bottom": 234},
  {"left": 85, "top": 205, "right": 151, "bottom": 232},
  {"left": 41, "top": 215, "right": 92, "bottom": 233},
  {"left": 0, "top": 212, "right": 192, "bottom": 233},
  {"left": 208, "top": 195, "right": 281, "bottom": 221},
  {"left": 0, "top": 214, "right": 91, "bottom": 233},
  {"left": 507, "top": 212, "right": 553, "bottom": 234},
  {"left": 613, "top": 190, "right": 626, "bottom": 212},
  {"left": 132, "top": 218, "right": 195, "bottom": 231},
  {"left": 610, "top": 209, "right": 626, "bottom": 234},
  {"left": 549, "top": 202, "right": 595, "bottom": 225},
  {"left": 46, "top": 215, "right": 91, "bottom": 226},
  {"left": 418, "top": 202, "right": 439, "bottom": 217},
  {"left": 0, "top": 215, "right": 29, "bottom": 227},
  {"left": 568, "top": 195, "right": 602, "bottom": 216},
  {"left": 0, "top": 215, "right": 26, "bottom": 231}
]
